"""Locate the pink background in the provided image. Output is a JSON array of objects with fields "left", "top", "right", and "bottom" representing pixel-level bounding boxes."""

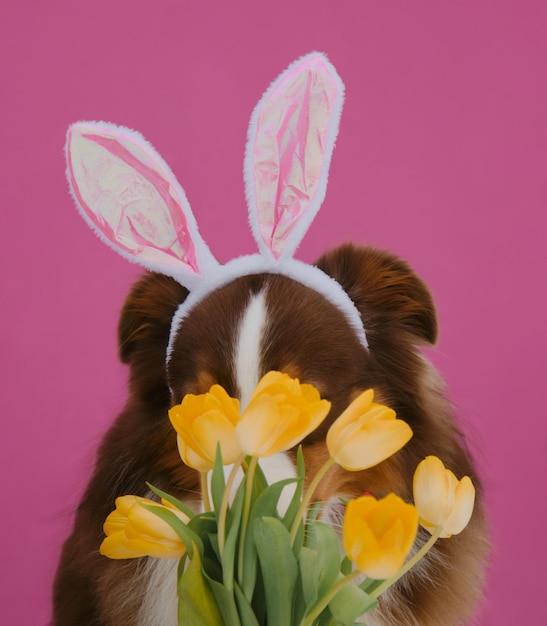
[{"left": 2, "top": 1, "right": 545, "bottom": 624}]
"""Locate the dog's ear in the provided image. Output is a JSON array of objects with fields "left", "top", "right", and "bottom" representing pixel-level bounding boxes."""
[
  {"left": 315, "top": 244, "right": 438, "bottom": 347},
  {"left": 118, "top": 272, "right": 188, "bottom": 405}
]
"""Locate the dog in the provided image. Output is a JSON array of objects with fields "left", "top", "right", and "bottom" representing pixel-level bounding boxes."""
[{"left": 53, "top": 54, "right": 489, "bottom": 625}]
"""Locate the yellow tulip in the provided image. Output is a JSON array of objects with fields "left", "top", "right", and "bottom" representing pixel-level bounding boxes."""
[
  {"left": 235, "top": 371, "right": 331, "bottom": 457},
  {"left": 413, "top": 456, "right": 475, "bottom": 537},
  {"left": 100, "top": 495, "right": 189, "bottom": 559},
  {"left": 168, "top": 385, "right": 242, "bottom": 471},
  {"left": 343, "top": 494, "right": 418, "bottom": 580},
  {"left": 326, "top": 389, "right": 412, "bottom": 470}
]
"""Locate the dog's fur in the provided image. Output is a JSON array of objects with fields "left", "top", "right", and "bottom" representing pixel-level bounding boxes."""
[{"left": 53, "top": 243, "right": 489, "bottom": 625}]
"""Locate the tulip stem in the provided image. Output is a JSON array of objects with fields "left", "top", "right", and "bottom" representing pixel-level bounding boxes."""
[
  {"left": 371, "top": 525, "right": 443, "bottom": 598},
  {"left": 300, "top": 569, "right": 361, "bottom": 626},
  {"left": 217, "top": 454, "right": 246, "bottom": 559},
  {"left": 290, "top": 456, "right": 335, "bottom": 546},
  {"left": 237, "top": 455, "right": 258, "bottom": 587},
  {"left": 200, "top": 472, "right": 211, "bottom": 513}
]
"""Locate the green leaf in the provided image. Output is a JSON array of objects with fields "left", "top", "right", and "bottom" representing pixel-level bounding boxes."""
[
  {"left": 296, "top": 522, "right": 351, "bottom": 625},
  {"left": 241, "top": 477, "right": 298, "bottom": 600},
  {"left": 250, "top": 563, "right": 266, "bottom": 625},
  {"left": 188, "top": 511, "right": 217, "bottom": 536},
  {"left": 298, "top": 546, "right": 320, "bottom": 609},
  {"left": 187, "top": 513, "right": 223, "bottom": 581},
  {"left": 202, "top": 573, "right": 242, "bottom": 626},
  {"left": 340, "top": 556, "right": 353, "bottom": 576},
  {"left": 210, "top": 444, "right": 227, "bottom": 515},
  {"left": 177, "top": 553, "right": 188, "bottom": 580},
  {"left": 141, "top": 504, "right": 203, "bottom": 559},
  {"left": 359, "top": 577, "right": 383, "bottom": 595},
  {"left": 145, "top": 482, "right": 196, "bottom": 520},
  {"left": 206, "top": 531, "right": 222, "bottom": 565},
  {"left": 317, "top": 613, "right": 336, "bottom": 626},
  {"left": 221, "top": 473, "right": 246, "bottom": 590},
  {"left": 327, "top": 578, "right": 378, "bottom": 625},
  {"left": 250, "top": 478, "right": 297, "bottom": 518},
  {"left": 291, "top": 521, "right": 305, "bottom": 557},
  {"left": 302, "top": 500, "right": 324, "bottom": 552},
  {"left": 306, "top": 501, "right": 323, "bottom": 524},
  {"left": 282, "top": 446, "right": 306, "bottom": 530},
  {"left": 308, "top": 521, "right": 341, "bottom": 598},
  {"left": 291, "top": 570, "right": 308, "bottom": 626},
  {"left": 254, "top": 517, "right": 298, "bottom": 626},
  {"left": 234, "top": 582, "right": 261, "bottom": 626},
  {"left": 178, "top": 546, "right": 225, "bottom": 626},
  {"left": 282, "top": 446, "right": 306, "bottom": 556},
  {"left": 251, "top": 457, "right": 269, "bottom": 494}
]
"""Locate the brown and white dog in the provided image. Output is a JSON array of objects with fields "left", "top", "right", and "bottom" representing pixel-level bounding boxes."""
[
  {"left": 53, "top": 247, "right": 489, "bottom": 625},
  {"left": 53, "top": 54, "right": 489, "bottom": 625}
]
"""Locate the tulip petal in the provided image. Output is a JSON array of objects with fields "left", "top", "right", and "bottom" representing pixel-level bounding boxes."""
[
  {"left": 236, "top": 370, "right": 331, "bottom": 458},
  {"left": 327, "top": 389, "right": 375, "bottom": 444},
  {"left": 269, "top": 399, "right": 330, "bottom": 453},
  {"left": 103, "top": 510, "right": 129, "bottom": 537},
  {"left": 326, "top": 392, "right": 412, "bottom": 471},
  {"left": 115, "top": 495, "right": 140, "bottom": 516},
  {"left": 328, "top": 404, "right": 396, "bottom": 456},
  {"left": 236, "top": 395, "right": 287, "bottom": 456},
  {"left": 343, "top": 494, "right": 418, "bottom": 580},
  {"left": 442, "top": 476, "right": 475, "bottom": 536},
  {"left": 168, "top": 401, "right": 191, "bottom": 433},
  {"left": 356, "top": 545, "right": 406, "bottom": 581},
  {"left": 126, "top": 535, "right": 185, "bottom": 559},
  {"left": 413, "top": 456, "right": 476, "bottom": 537},
  {"left": 413, "top": 456, "right": 451, "bottom": 527},
  {"left": 343, "top": 497, "right": 377, "bottom": 558},
  {"left": 209, "top": 385, "right": 241, "bottom": 421},
  {"left": 250, "top": 371, "right": 289, "bottom": 397},
  {"left": 127, "top": 504, "right": 179, "bottom": 541},
  {"left": 191, "top": 410, "right": 241, "bottom": 465},
  {"left": 168, "top": 385, "right": 242, "bottom": 470},
  {"left": 300, "top": 383, "right": 323, "bottom": 403},
  {"left": 126, "top": 504, "right": 187, "bottom": 558},
  {"left": 100, "top": 532, "right": 147, "bottom": 559},
  {"left": 332, "top": 419, "right": 412, "bottom": 470},
  {"left": 177, "top": 434, "right": 213, "bottom": 472},
  {"left": 103, "top": 495, "right": 149, "bottom": 536}
]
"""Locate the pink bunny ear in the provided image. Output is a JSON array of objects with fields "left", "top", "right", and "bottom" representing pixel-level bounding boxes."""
[
  {"left": 66, "top": 121, "right": 218, "bottom": 288},
  {"left": 245, "top": 52, "right": 345, "bottom": 261}
]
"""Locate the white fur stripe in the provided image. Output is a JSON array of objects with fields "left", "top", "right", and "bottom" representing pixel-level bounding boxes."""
[{"left": 234, "top": 290, "right": 267, "bottom": 409}]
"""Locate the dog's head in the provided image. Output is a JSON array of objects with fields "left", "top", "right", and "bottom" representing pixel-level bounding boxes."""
[{"left": 116, "top": 240, "right": 456, "bottom": 511}]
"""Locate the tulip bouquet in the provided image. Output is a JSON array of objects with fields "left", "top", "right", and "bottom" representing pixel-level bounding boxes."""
[{"left": 100, "top": 371, "right": 475, "bottom": 625}]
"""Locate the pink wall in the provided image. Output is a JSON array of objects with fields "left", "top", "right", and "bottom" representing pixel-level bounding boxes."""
[{"left": 2, "top": 1, "right": 545, "bottom": 623}]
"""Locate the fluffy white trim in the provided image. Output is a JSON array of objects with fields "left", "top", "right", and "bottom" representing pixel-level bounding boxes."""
[{"left": 166, "top": 254, "right": 368, "bottom": 365}]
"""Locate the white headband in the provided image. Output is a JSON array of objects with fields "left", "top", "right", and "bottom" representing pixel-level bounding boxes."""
[{"left": 65, "top": 52, "right": 369, "bottom": 360}]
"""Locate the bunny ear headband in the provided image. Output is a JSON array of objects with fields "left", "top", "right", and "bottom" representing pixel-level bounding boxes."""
[{"left": 66, "top": 52, "right": 369, "bottom": 361}]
